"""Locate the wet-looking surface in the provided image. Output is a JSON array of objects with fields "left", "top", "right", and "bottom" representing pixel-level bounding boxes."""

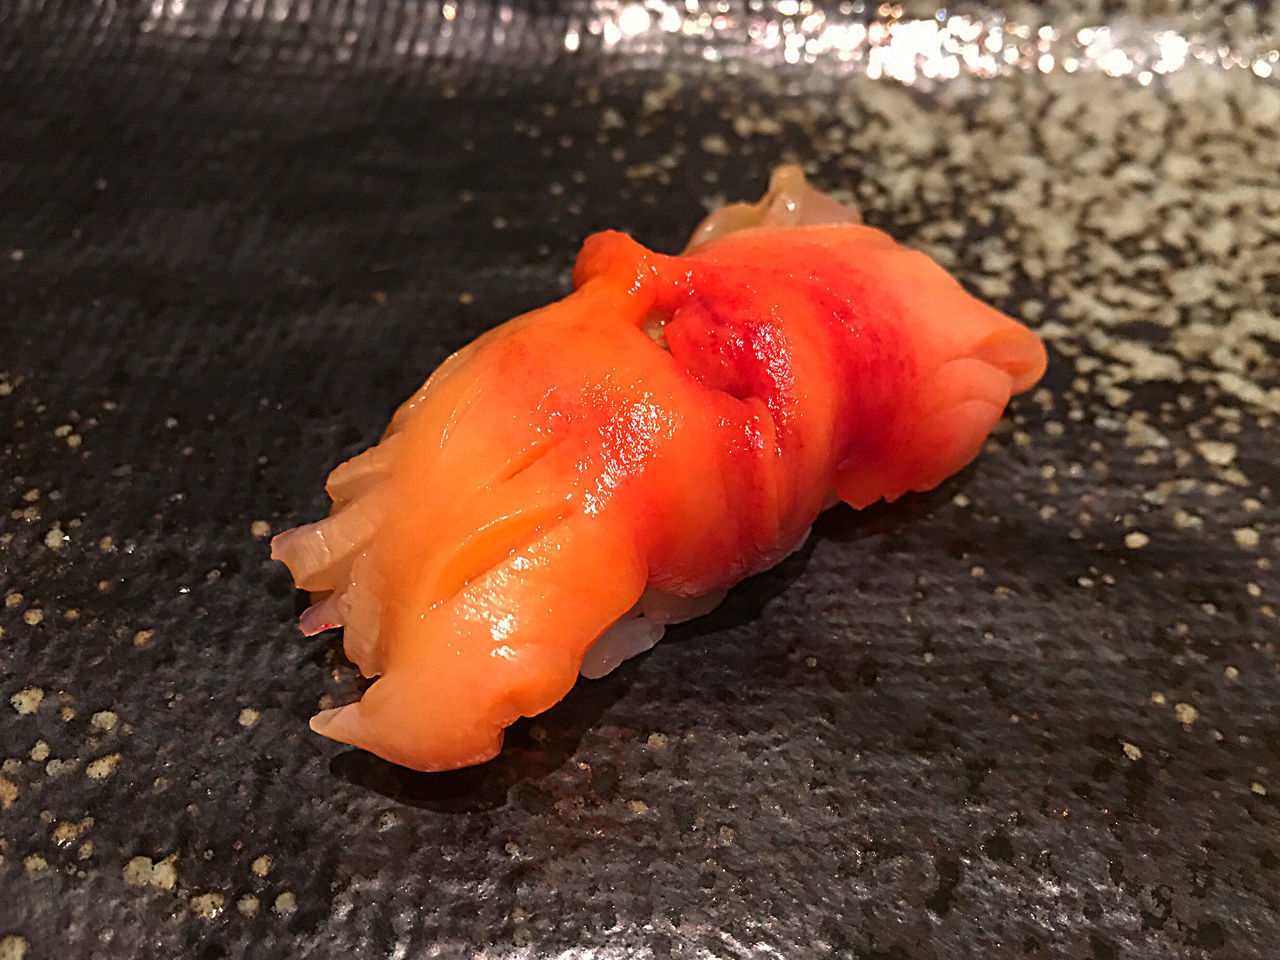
[{"left": 1, "top": 1, "right": 1278, "bottom": 957}]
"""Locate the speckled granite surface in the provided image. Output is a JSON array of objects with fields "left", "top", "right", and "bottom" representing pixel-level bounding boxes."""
[{"left": 1, "top": 2, "right": 1278, "bottom": 957}]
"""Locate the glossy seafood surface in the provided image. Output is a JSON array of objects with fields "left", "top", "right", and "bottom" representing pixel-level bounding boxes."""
[{"left": 272, "top": 169, "right": 1047, "bottom": 771}]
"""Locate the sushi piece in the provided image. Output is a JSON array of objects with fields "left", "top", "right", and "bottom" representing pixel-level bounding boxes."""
[{"left": 272, "top": 166, "right": 1047, "bottom": 772}]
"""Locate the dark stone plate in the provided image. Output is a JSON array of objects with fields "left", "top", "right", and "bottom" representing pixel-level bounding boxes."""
[{"left": 2, "top": 2, "right": 1277, "bottom": 956}]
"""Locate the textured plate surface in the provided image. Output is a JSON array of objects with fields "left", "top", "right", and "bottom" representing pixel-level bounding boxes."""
[{"left": 2, "top": 1, "right": 1279, "bottom": 957}]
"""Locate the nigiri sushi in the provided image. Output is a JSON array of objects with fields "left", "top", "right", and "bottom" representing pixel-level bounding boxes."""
[{"left": 272, "top": 166, "right": 1047, "bottom": 772}]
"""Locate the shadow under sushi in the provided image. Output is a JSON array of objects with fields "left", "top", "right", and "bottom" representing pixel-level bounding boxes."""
[
  {"left": 815, "top": 477, "right": 961, "bottom": 544},
  {"left": 328, "top": 669, "right": 634, "bottom": 812},
  {"left": 661, "top": 528, "right": 821, "bottom": 643},
  {"left": 324, "top": 546, "right": 825, "bottom": 811},
  {"left": 657, "top": 479, "right": 960, "bottom": 646},
  {"left": 325, "top": 489, "right": 942, "bottom": 809}
]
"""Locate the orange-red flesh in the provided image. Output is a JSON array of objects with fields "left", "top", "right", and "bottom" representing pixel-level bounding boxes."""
[{"left": 272, "top": 177, "right": 1047, "bottom": 772}]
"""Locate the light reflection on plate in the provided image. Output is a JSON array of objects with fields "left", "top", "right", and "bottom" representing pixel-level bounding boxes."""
[{"left": 126, "top": 0, "right": 1279, "bottom": 84}]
